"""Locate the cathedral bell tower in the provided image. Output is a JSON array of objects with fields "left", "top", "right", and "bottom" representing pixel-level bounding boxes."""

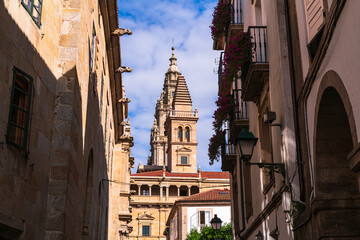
[{"left": 165, "top": 74, "right": 198, "bottom": 173}]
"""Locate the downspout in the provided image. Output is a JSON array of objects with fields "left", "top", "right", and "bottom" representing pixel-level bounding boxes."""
[
  {"left": 284, "top": 0, "right": 315, "bottom": 232},
  {"left": 237, "top": 159, "right": 246, "bottom": 239},
  {"left": 284, "top": 0, "right": 305, "bottom": 201}
]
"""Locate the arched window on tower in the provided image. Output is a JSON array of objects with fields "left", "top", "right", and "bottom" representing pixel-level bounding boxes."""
[
  {"left": 185, "top": 127, "right": 190, "bottom": 142},
  {"left": 178, "top": 127, "right": 183, "bottom": 142}
]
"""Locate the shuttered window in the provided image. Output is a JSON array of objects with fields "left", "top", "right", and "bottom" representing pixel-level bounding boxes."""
[
  {"left": 305, "top": 0, "right": 325, "bottom": 42},
  {"left": 6, "top": 67, "right": 33, "bottom": 152},
  {"left": 21, "top": 0, "right": 43, "bottom": 27}
]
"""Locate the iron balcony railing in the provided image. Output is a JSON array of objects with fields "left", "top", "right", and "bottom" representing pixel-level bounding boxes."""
[
  {"left": 224, "top": 143, "right": 236, "bottom": 155},
  {"left": 241, "top": 26, "right": 268, "bottom": 81},
  {"left": 230, "top": 0, "right": 242, "bottom": 24},
  {"left": 225, "top": 0, "right": 243, "bottom": 43},
  {"left": 221, "top": 128, "right": 236, "bottom": 160},
  {"left": 218, "top": 52, "right": 224, "bottom": 86},
  {"left": 229, "top": 89, "right": 248, "bottom": 127}
]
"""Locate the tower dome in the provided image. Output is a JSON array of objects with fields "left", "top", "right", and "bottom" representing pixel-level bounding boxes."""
[{"left": 167, "top": 47, "right": 180, "bottom": 73}]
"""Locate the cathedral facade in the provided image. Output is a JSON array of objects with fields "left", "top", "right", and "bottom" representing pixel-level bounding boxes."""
[{"left": 129, "top": 49, "right": 230, "bottom": 239}]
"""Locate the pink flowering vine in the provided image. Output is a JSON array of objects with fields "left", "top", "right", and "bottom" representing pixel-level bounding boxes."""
[
  {"left": 210, "top": 1, "right": 230, "bottom": 40},
  {"left": 208, "top": 32, "right": 252, "bottom": 165}
]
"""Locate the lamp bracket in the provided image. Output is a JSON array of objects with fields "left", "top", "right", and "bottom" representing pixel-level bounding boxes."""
[
  {"left": 269, "top": 123, "right": 283, "bottom": 136},
  {"left": 245, "top": 162, "right": 285, "bottom": 176}
]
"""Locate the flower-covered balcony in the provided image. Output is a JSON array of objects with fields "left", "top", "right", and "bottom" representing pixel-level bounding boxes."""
[
  {"left": 241, "top": 26, "right": 269, "bottom": 101},
  {"left": 211, "top": 0, "right": 230, "bottom": 50},
  {"left": 225, "top": 0, "right": 244, "bottom": 47}
]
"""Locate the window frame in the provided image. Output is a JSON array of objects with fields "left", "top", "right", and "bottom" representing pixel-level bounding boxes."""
[
  {"left": 142, "top": 225, "right": 150, "bottom": 236},
  {"left": 6, "top": 67, "right": 33, "bottom": 153},
  {"left": 21, "top": 0, "right": 43, "bottom": 28}
]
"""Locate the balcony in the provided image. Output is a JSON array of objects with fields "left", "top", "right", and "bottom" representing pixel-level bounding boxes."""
[
  {"left": 229, "top": 88, "right": 249, "bottom": 142},
  {"left": 217, "top": 52, "right": 225, "bottom": 94},
  {"left": 225, "top": 0, "right": 244, "bottom": 46},
  {"left": 167, "top": 110, "right": 198, "bottom": 118},
  {"left": 241, "top": 26, "right": 269, "bottom": 102},
  {"left": 221, "top": 142, "right": 236, "bottom": 172},
  {"left": 221, "top": 128, "right": 236, "bottom": 172}
]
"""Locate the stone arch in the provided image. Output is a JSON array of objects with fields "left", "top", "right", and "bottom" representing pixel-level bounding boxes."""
[
  {"left": 314, "top": 70, "right": 358, "bottom": 147},
  {"left": 313, "top": 71, "right": 359, "bottom": 197},
  {"left": 83, "top": 149, "right": 94, "bottom": 236}
]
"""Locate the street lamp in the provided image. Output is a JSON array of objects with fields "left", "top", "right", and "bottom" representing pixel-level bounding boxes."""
[
  {"left": 235, "top": 127, "right": 285, "bottom": 176},
  {"left": 235, "top": 127, "right": 258, "bottom": 162},
  {"left": 210, "top": 214, "right": 222, "bottom": 231},
  {"left": 255, "top": 231, "right": 263, "bottom": 240}
]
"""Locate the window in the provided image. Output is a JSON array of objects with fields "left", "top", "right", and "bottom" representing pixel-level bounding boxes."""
[
  {"left": 163, "top": 187, "right": 166, "bottom": 197},
  {"left": 21, "top": 0, "right": 43, "bottom": 27},
  {"left": 181, "top": 156, "right": 187, "bottom": 165},
  {"left": 89, "top": 25, "right": 96, "bottom": 81},
  {"left": 172, "top": 92, "right": 175, "bottom": 97},
  {"left": 177, "top": 127, "right": 183, "bottom": 142},
  {"left": 6, "top": 67, "right": 33, "bottom": 152},
  {"left": 198, "top": 211, "right": 210, "bottom": 229},
  {"left": 142, "top": 225, "right": 150, "bottom": 236},
  {"left": 142, "top": 189, "right": 149, "bottom": 196},
  {"left": 185, "top": 127, "right": 190, "bottom": 142}
]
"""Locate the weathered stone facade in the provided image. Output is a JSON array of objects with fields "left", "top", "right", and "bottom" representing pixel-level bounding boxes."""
[
  {"left": 213, "top": 0, "right": 360, "bottom": 239},
  {"left": 0, "top": 0, "right": 133, "bottom": 239}
]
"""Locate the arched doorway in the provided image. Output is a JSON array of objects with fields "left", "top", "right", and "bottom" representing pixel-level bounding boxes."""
[{"left": 315, "top": 87, "right": 358, "bottom": 196}]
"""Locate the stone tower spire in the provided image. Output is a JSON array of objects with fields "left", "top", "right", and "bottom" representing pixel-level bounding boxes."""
[
  {"left": 149, "top": 47, "right": 181, "bottom": 167},
  {"left": 172, "top": 75, "right": 192, "bottom": 111}
]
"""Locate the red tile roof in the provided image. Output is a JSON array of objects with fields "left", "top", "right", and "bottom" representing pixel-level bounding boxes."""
[
  {"left": 131, "top": 170, "right": 229, "bottom": 179},
  {"left": 202, "top": 171, "right": 229, "bottom": 179},
  {"left": 179, "top": 189, "right": 231, "bottom": 202}
]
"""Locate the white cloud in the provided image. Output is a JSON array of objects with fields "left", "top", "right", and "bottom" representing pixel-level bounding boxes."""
[{"left": 118, "top": 0, "right": 223, "bottom": 172}]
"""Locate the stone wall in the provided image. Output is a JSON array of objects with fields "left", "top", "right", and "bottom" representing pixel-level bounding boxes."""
[{"left": 0, "top": 0, "right": 130, "bottom": 239}]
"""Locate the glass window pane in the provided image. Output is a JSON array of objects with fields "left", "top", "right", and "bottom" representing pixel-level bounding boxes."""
[
  {"left": 21, "top": 0, "right": 32, "bottom": 10},
  {"left": 181, "top": 156, "right": 187, "bottom": 164},
  {"left": 12, "top": 89, "right": 28, "bottom": 109},
  {"left": 142, "top": 226, "right": 150, "bottom": 236},
  {"left": 32, "top": 9, "right": 40, "bottom": 24},
  {"left": 15, "top": 74, "right": 30, "bottom": 93},
  {"left": 33, "top": 0, "right": 42, "bottom": 11},
  {"left": 11, "top": 108, "right": 27, "bottom": 128},
  {"left": 7, "top": 125, "right": 25, "bottom": 146}
]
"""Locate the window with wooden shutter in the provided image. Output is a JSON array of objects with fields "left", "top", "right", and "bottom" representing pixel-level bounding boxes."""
[
  {"left": 305, "top": 0, "right": 325, "bottom": 43},
  {"left": 6, "top": 67, "right": 33, "bottom": 152}
]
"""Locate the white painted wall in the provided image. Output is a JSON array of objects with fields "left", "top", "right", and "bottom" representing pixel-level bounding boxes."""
[{"left": 186, "top": 206, "right": 231, "bottom": 233}]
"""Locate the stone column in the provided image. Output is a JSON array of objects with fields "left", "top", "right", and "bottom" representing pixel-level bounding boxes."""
[
  {"left": 160, "top": 185, "right": 163, "bottom": 201},
  {"left": 149, "top": 185, "right": 152, "bottom": 196},
  {"left": 166, "top": 186, "right": 169, "bottom": 201},
  {"left": 138, "top": 185, "right": 141, "bottom": 196},
  {"left": 188, "top": 187, "right": 191, "bottom": 196},
  {"left": 177, "top": 186, "right": 180, "bottom": 196}
]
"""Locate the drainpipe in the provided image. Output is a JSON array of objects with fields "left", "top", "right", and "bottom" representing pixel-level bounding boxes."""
[
  {"left": 237, "top": 158, "right": 246, "bottom": 239},
  {"left": 284, "top": 0, "right": 305, "bottom": 201}
]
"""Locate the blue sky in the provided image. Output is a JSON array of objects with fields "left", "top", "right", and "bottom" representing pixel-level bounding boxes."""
[{"left": 117, "top": 0, "right": 222, "bottom": 172}]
